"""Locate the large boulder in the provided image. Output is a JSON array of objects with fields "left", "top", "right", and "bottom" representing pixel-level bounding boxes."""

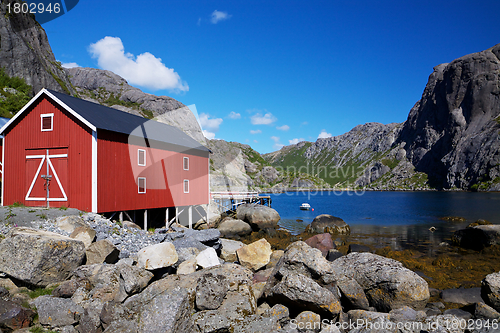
[
  {"left": 0, "top": 227, "right": 86, "bottom": 287},
  {"left": 331, "top": 252, "right": 430, "bottom": 312},
  {"left": 306, "top": 214, "right": 350, "bottom": 234},
  {"left": 32, "top": 296, "right": 84, "bottom": 328},
  {"left": 266, "top": 273, "right": 342, "bottom": 319},
  {"left": 117, "top": 263, "right": 154, "bottom": 295},
  {"left": 217, "top": 218, "right": 252, "bottom": 237},
  {"left": 137, "top": 287, "right": 198, "bottom": 333},
  {"left": 237, "top": 238, "right": 272, "bottom": 271},
  {"left": 481, "top": 272, "right": 500, "bottom": 312},
  {"left": 72, "top": 264, "right": 127, "bottom": 303},
  {"left": 137, "top": 242, "right": 178, "bottom": 270},
  {"left": 452, "top": 225, "right": 500, "bottom": 250},
  {"left": 236, "top": 204, "right": 280, "bottom": 231},
  {"left": 304, "top": 233, "right": 335, "bottom": 257},
  {"left": 56, "top": 216, "right": 88, "bottom": 234}
]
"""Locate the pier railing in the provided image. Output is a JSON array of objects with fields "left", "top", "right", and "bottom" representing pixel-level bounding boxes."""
[{"left": 211, "top": 191, "right": 271, "bottom": 214}]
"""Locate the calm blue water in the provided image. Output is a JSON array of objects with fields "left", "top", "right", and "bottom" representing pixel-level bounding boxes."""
[{"left": 270, "top": 191, "right": 500, "bottom": 249}]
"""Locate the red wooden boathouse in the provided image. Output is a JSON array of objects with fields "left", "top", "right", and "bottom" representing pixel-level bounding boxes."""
[{"left": 0, "top": 89, "right": 210, "bottom": 228}]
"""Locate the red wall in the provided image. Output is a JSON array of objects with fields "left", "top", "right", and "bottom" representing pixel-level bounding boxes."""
[
  {"left": 2, "top": 97, "right": 93, "bottom": 211},
  {"left": 97, "top": 130, "right": 209, "bottom": 213}
]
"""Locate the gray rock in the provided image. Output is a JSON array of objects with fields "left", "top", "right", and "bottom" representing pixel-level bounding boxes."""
[
  {"left": 220, "top": 238, "right": 245, "bottom": 262},
  {"left": 102, "top": 319, "right": 138, "bottom": 333},
  {"left": 444, "top": 308, "right": 473, "bottom": 320},
  {"left": 267, "top": 273, "right": 342, "bottom": 318},
  {"left": 52, "top": 278, "right": 92, "bottom": 298},
  {"left": 217, "top": 218, "right": 252, "bottom": 237},
  {"left": 138, "top": 287, "right": 198, "bottom": 333},
  {"left": 469, "top": 302, "right": 500, "bottom": 320},
  {"left": 86, "top": 239, "right": 120, "bottom": 265},
  {"left": 77, "top": 299, "right": 104, "bottom": 333},
  {"left": 32, "top": 296, "right": 84, "bottom": 328},
  {"left": 331, "top": 252, "right": 430, "bottom": 312},
  {"left": 195, "top": 273, "right": 230, "bottom": 311},
  {"left": 117, "top": 263, "right": 154, "bottom": 295},
  {"left": 453, "top": 225, "right": 500, "bottom": 250},
  {"left": 100, "top": 301, "right": 134, "bottom": 330},
  {"left": 196, "top": 247, "right": 220, "bottom": 269},
  {"left": 0, "top": 227, "right": 85, "bottom": 287},
  {"left": 306, "top": 215, "right": 350, "bottom": 235},
  {"left": 72, "top": 264, "right": 127, "bottom": 303},
  {"left": 0, "top": 6, "right": 76, "bottom": 95},
  {"left": 335, "top": 275, "right": 370, "bottom": 311},
  {"left": 56, "top": 216, "right": 89, "bottom": 234},
  {"left": 482, "top": 272, "right": 500, "bottom": 312},
  {"left": 388, "top": 306, "right": 426, "bottom": 322},
  {"left": 441, "top": 287, "right": 483, "bottom": 305},
  {"left": 236, "top": 204, "right": 280, "bottom": 231}
]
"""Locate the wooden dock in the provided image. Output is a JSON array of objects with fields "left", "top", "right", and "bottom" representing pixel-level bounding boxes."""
[{"left": 211, "top": 192, "right": 271, "bottom": 214}]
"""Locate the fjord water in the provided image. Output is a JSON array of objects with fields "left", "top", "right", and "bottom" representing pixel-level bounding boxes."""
[{"left": 272, "top": 191, "right": 500, "bottom": 250}]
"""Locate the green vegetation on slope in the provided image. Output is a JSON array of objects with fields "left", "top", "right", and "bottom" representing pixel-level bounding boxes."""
[{"left": 0, "top": 68, "right": 32, "bottom": 118}]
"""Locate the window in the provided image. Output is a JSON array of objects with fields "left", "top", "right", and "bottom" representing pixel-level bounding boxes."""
[
  {"left": 183, "top": 179, "right": 189, "bottom": 193},
  {"left": 41, "top": 113, "right": 54, "bottom": 131},
  {"left": 183, "top": 157, "right": 189, "bottom": 170},
  {"left": 138, "top": 149, "right": 146, "bottom": 166},
  {"left": 138, "top": 177, "right": 146, "bottom": 193}
]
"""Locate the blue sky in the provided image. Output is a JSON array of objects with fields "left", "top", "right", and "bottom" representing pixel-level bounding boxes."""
[{"left": 42, "top": 0, "right": 500, "bottom": 154}]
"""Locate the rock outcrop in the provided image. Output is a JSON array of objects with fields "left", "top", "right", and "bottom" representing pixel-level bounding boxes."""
[
  {"left": 0, "top": 1, "right": 76, "bottom": 95},
  {"left": 264, "top": 44, "right": 500, "bottom": 191},
  {"left": 236, "top": 204, "right": 281, "bottom": 231}
]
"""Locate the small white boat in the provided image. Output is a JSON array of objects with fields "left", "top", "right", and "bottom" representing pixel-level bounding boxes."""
[{"left": 300, "top": 203, "right": 311, "bottom": 210}]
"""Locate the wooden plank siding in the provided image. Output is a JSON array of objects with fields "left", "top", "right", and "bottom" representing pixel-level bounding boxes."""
[
  {"left": 97, "top": 130, "right": 209, "bottom": 213},
  {"left": 2, "top": 97, "right": 93, "bottom": 211}
]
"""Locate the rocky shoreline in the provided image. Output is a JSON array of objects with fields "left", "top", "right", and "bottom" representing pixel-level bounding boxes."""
[{"left": 0, "top": 206, "right": 499, "bottom": 332}]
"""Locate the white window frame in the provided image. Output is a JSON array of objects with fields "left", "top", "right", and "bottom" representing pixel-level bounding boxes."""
[
  {"left": 40, "top": 113, "right": 54, "bottom": 132},
  {"left": 138, "top": 149, "right": 146, "bottom": 166},
  {"left": 183, "top": 156, "right": 189, "bottom": 170},
  {"left": 138, "top": 177, "right": 146, "bottom": 194},
  {"left": 183, "top": 179, "right": 189, "bottom": 193}
]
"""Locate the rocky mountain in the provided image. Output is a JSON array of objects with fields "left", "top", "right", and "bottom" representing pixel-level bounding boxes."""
[
  {"left": 206, "top": 139, "right": 330, "bottom": 192},
  {"left": 0, "top": 0, "right": 75, "bottom": 95},
  {"left": 264, "top": 43, "right": 500, "bottom": 191}
]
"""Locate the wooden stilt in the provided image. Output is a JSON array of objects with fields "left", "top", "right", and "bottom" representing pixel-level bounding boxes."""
[
  {"left": 119, "top": 212, "right": 123, "bottom": 222},
  {"left": 166, "top": 208, "right": 169, "bottom": 228},
  {"left": 175, "top": 207, "right": 178, "bottom": 224},
  {"left": 188, "top": 206, "right": 193, "bottom": 229},
  {"left": 144, "top": 210, "right": 148, "bottom": 231}
]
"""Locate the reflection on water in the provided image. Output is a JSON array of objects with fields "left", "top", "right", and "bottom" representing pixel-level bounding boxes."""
[{"left": 272, "top": 191, "right": 500, "bottom": 251}]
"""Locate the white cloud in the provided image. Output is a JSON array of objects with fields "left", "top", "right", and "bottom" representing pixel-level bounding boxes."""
[
  {"left": 301, "top": 121, "right": 308, "bottom": 126},
  {"left": 271, "top": 136, "right": 284, "bottom": 150},
  {"left": 203, "top": 130, "right": 216, "bottom": 140},
  {"left": 253, "top": 140, "right": 258, "bottom": 143},
  {"left": 251, "top": 112, "right": 277, "bottom": 125},
  {"left": 89, "top": 36, "right": 188, "bottom": 92},
  {"left": 199, "top": 113, "right": 223, "bottom": 139},
  {"left": 211, "top": 10, "right": 232, "bottom": 24},
  {"left": 318, "top": 130, "right": 332, "bottom": 139},
  {"left": 277, "top": 125, "right": 290, "bottom": 131},
  {"left": 61, "top": 62, "right": 79, "bottom": 69},
  {"left": 289, "top": 138, "right": 305, "bottom": 145},
  {"left": 228, "top": 111, "right": 241, "bottom": 119},
  {"left": 250, "top": 129, "right": 262, "bottom": 135}
]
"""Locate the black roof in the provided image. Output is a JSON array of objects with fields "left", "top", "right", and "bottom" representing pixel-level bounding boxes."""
[{"left": 47, "top": 89, "right": 209, "bottom": 154}]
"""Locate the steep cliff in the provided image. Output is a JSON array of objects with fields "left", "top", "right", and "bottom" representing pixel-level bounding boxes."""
[
  {"left": 0, "top": 0, "right": 75, "bottom": 95},
  {"left": 398, "top": 43, "right": 500, "bottom": 190},
  {"left": 265, "top": 43, "right": 500, "bottom": 191}
]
